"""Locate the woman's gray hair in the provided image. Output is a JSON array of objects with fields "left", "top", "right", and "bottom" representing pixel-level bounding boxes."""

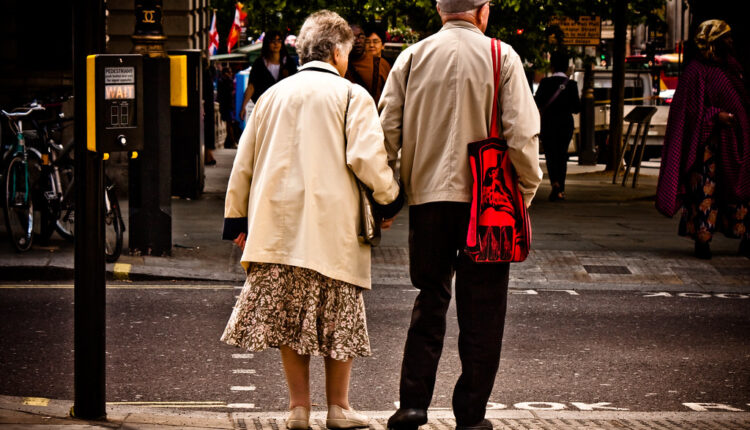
[{"left": 296, "top": 10, "right": 354, "bottom": 64}]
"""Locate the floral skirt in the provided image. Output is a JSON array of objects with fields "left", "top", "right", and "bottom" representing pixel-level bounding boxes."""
[
  {"left": 679, "top": 141, "right": 750, "bottom": 243},
  {"left": 221, "top": 262, "right": 371, "bottom": 361}
]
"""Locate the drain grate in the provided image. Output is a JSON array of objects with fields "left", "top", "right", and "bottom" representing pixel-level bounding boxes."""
[{"left": 583, "top": 264, "right": 632, "bottom": 274}]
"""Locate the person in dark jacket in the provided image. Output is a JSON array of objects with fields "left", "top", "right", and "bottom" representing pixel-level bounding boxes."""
[
  {"left": 534, "top": 51, "right": 581, "bottom": 201},
  {"left": 239, "top": 30, "right": 298, "bottom": 120}
]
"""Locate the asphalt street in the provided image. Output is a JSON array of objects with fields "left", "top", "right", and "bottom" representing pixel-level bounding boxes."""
[{"left": 1, "top": 281, "right": 748, "bottom": 414}]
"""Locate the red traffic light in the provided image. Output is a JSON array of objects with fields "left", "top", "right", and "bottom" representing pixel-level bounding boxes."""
[{"left": 516, "top": 28, "right": 524, "bottom": 35}]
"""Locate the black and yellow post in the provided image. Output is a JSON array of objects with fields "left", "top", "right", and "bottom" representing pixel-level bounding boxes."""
[
  {"left": 129, "top": 0, "right": 174, "bottom": 256},
  {"left": 72, "top": 0, "right": 106, "bottom": 420}
]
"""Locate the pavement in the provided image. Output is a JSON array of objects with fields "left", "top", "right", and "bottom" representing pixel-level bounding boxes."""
[
  {"left": 3, "top": 395, "right": 750, "bottom": 429},
  {"left": 1, "top": 149, "right": 749, "bottom": 429},
  {"left": 1, "top": 149, "right": 746, "bottom": 290}
]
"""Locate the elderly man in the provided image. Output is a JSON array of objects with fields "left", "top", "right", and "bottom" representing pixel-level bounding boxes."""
[{"left": 379, "top": 1, "right": 542, "bottom": 429}]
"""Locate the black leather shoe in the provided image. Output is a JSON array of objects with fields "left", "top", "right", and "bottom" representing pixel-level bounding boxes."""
[
  {"left": 739, "top": 238, "right": 750, "bottom": 257},
  {"left": 695, "top": 241, "right": 712, "bottom": 259},
  {"left": 387, "top": 408, "right": 427, "bottom": 430},
  {"left": 455, "top": 419, "right": 493, "bottom": 430}
]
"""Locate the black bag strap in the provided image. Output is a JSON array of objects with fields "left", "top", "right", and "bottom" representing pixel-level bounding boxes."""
[
  {"left": 299, "top": 66, "right": 340, "bottom": 77},
  {"left": 539, "top": 76, "right": 570, "bottom": 117}
]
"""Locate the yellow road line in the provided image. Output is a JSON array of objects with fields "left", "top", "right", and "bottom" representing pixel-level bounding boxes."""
[
  {"left": 113, "top": 263, "right": 131, "bottom": 281},
  {"left": 23, "top": 397, "right": 50, "bottom": 406},
  {"left": 112, "top": 402, "right": 223, "bottom": 404},
  {"left": 0, "top": 284, "right": 235, "bottom": 290}
]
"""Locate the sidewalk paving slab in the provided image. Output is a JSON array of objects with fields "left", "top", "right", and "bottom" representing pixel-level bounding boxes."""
[
  {"left": 0, "top": 150, "right": 747, "bottom": 292},
  {"left": 3, "top": 395, "right": 750, "bottom": 429}
]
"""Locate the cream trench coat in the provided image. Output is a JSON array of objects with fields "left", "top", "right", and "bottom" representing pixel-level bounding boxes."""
[
  {"left": 223, "top": 61, "right": 400, "bottom": 289},
  {"left": 379, "top": 20, "right": 543, "bottom": 207}
]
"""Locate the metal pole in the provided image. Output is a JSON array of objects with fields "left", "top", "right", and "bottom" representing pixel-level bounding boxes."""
[
  {"left": 72, "top": 0, "right": 107, "bottom": 420},
  {"left": 607, "top": 0, "right": 627, "bottom": 171},
  {"left": 578, "top": 61, "right": 597, "bottom": 165}
]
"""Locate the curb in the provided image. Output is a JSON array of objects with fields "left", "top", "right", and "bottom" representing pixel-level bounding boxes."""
[{"left": 2, "top": 395, "right": 750, "bottom": 430}]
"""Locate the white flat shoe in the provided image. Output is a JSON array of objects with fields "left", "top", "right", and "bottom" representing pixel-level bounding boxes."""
[
  {"left": 326, "top": 405, "right": 369, "bottom": 429},
  {"left": 286, "top": 405, "right": 310, "bottom": 430}
]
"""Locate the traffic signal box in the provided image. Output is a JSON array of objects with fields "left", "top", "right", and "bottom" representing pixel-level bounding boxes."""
[{"left": 86, "top": 54, "right": 144, "bottom": 156}]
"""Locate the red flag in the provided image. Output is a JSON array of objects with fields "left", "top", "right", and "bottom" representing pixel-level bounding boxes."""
[
  {"left": 208, "top": 11, "right": 219, "bottom": 56},
  {"left": 227, "top": 2, "right": 246, "bottom": 53}
]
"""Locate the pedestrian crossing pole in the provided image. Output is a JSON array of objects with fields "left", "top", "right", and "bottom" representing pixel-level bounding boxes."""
[
  {"left": 129, "top": 0, "right": 173, "bottom": 256},
  {"left": 72, "top": 0, "right": 107, "bottom": 420}
]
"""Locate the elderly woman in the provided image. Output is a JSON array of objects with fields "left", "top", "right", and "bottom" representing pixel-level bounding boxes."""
[
  {"left": 657, "top": 20, "right": 749, "bottom": 259},
  {"left": 221, "top": 10, "right": 402, "bottom": 430}
]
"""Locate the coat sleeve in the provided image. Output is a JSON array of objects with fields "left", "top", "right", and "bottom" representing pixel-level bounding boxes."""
[
  {"left": 499, "top": 46, "right": 543, "bottom": 207},
  {"left": 378, "top": 50, "right": 410, "bottom": 165},
  {"left": 222, "top": 101, "right": 258, "bottom": 240},
  {"left": 346, "top": 85, "right": 401, "bottom": 207}
]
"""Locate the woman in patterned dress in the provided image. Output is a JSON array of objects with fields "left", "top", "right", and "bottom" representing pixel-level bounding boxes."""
[
  {"left": 657, "top": 20, "right": 750, "bottom": 259},
  {"left": 221, "top": 10, "right": 403, "bottom": 430}
]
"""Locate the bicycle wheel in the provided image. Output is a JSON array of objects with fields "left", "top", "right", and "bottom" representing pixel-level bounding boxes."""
[
  {"left": 104, "top": 184, "right": 123, "bottom": 263},
  {"left": 3, "top": 155, "right": 35, "bottom": 251},
  {"left": 55, "top": 162, "right": 75, "bottom": 241},
  {"left": 34, "top": 169, "right": 59, "bottom": 244}
]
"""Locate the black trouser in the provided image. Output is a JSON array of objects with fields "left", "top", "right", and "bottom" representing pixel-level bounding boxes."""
[
  {"left": 399, "top": 202, "right": 509, "bottom": 426},
  {"left": 542, "top": 131, "right": 572, "bottom": 192}
]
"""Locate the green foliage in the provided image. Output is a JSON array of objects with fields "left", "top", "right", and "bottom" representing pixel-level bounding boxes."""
[
  {"left": 487, "top": 0, "right": 666, "bottom": 68},
  {"left": 210, "top": 0, "right": 666, "bottom": 64}
]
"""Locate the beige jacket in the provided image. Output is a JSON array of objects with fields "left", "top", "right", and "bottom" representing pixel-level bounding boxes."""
[
  {"left": 223, "top": 61, "right": 400, "bottom": 289},
  {"left": 379, "top": 20, "right": 543, "bottom": 206}
]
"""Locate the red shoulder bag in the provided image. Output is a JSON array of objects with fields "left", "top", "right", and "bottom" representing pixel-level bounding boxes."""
[{"left": 464, "top": 38, "right": 531, "bottom": 263}]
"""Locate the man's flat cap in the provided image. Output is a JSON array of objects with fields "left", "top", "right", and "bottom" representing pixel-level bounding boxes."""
[{"left": 436, "top": 0, "right": 489, "bottom": 13}]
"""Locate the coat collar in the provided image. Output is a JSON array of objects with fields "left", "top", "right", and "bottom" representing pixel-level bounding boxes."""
[
  {"left": 299, "top": 60, "right": 340, "bottom": 76},
  {"left": 440, "top": 19, "right": 484, "bottom": 35}
]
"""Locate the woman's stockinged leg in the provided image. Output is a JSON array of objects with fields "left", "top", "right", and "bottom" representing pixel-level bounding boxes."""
[
  {"left": 280, "top": 346, "right": 312, "bottom": 409},
  {"left": 324, "top": 357, "right": 353, "bottom": 409}
]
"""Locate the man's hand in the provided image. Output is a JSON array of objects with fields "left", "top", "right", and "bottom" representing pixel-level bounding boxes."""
[
  {"left": 381, "top": 217, "right": 395, "bottom": 230},
  {"left": 718, "top": 112, "right": 737, "bottom": 126},
  {"left": 233, "top": 232, "right": 247, "bottom": 249},
  {"left": 239, "top": 105, "right": 246, "bottom": 120}
]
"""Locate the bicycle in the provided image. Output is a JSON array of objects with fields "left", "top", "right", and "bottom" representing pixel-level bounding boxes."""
[
  {"left": 1, "top": 104, "right": 46, "bottom": 251},
  {"left": 49, "top": 140, "right": 124, "bottom": 262}
]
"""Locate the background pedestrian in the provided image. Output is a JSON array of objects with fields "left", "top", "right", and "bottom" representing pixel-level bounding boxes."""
[
  {"left": 656, "top": 20, "right": 750, "bottom": 259},
  {"left": 346, "top": 24, "right": 391, "bottom": 102},
  {"left": 534, "top": 50, "right": 581, "bottom": 201},
  {"left": 239, "top": 30, "right": 298, "bottom": 121}
]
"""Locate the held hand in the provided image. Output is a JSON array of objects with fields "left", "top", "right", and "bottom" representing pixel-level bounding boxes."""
[
  {"left": 717, "top": 112, "right": 737, "bottom": 126},
  {"left": 233, "top": 232, "right": 247, "bottom": 249},
  {"left": 381, "top": 217, "right": 395, "bottom": 230}
]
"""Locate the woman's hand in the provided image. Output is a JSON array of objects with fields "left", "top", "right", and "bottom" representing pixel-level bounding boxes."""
[
  {"left": 233, "top": 233, "right": 247, "bottom": 249},
  {"left": 717, "top": 112, "right": 737, "bottom": 126}
]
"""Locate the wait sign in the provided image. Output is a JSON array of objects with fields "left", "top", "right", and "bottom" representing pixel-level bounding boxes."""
[{"left": 549, "top": 16, "right": 601, "bottom": 46}]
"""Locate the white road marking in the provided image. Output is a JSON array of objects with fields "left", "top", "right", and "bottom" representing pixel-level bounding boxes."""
[
  {"left": 549, "top": 289, "right": 580, "bottom": 295},
  {"left": 570, "top": 402, "right": 628, "bottom": 411},
  {"left": 511, "top": 289, "right": 539, "bottom": 295},
  {"left": 232, "top": 353, "right": 254, "bottom": 359},
  {"left": 228, "top": 403, "right": 256, "bottom": 409},
  {"left": 230, "top": 386, "right": 257, "bottom": 391},
  {"left": 514, "top": 402, "right": 566, "bottom": 410},
  {"left": 232, "top": 369, "right": 256, "bottom": 374},
  {"left": 683, "top": 403, "right": 745, "bottom": 412}
]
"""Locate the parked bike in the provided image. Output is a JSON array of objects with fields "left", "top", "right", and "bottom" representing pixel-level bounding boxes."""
[
  {"left": 1, "top": 104, "right": 46, "bottom": 251},
  {"left": 2, "top": 100, "right": 124, "bottom": 261}
]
